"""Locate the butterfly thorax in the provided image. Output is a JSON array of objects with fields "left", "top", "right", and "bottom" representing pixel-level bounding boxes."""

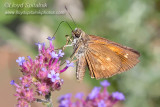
[{"left": 72, "top": 28, "right": 89, "bottom": 58}]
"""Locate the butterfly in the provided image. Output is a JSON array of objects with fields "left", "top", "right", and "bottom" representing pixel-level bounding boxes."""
[{"left": 70, "top": 28, "right": 140, "bottom": 80}]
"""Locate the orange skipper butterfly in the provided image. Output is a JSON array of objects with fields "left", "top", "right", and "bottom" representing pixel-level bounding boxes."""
[{"left": 71, "top": 28, "right": 140, "bottom": 80}]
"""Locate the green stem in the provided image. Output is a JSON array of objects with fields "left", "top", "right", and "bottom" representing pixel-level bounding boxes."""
[
  {"left": 36, "top": 92, "right": 53, "bottom": 107},
  {"left": 47, "top": 102, "right": 53, "bottom": 107},
  {"left": 45, "top": 92, "right": 53, "bottom": 107}
]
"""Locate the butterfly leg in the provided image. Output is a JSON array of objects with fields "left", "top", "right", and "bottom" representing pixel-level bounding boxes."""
[
  {"left": 60, "top": 53, "right": 77, "bottom": 66},
  {"left": 62, "top": 35, "right": 73, "bottom": 50},
  {"left": 63, "top": 46, "right": 80, "bottom": 65},
  {"left": 54, "top": 35, "right": 72, "bottom": 50},
  {"left": 72, "top": 59, "right": 78, "bottom": 63}
]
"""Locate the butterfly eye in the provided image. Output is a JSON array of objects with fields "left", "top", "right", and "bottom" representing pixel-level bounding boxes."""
[{"left": 75, "top": 33, "right": 80, "bottom": 38}]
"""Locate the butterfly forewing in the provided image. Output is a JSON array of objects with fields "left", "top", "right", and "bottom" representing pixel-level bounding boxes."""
[
  {"left": 85, "top": 43, "right": 122, "bottom": 79},
  {"left": 89, "top": 35, "right": 140, "bottom": 73}
]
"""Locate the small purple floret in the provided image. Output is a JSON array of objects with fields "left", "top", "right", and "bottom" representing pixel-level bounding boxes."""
[
  {"left": 58, "top": 50, "right": 64, "bottom": 57},
  {"left": 60, "top": 99, "right": 70, "bottom": 106},
  {"left": 47, "top": 36, "right": 55, "bottom": 41},
  {"left": 10, "top": 80, "right": 15, "bottom": 85},
  {"left": 66, "top": 60, "right": 74, "bottom": 67},
  {"left": 27, "top": 56, "right": 31, "bottom": 59},
  {"left": 100, "top": 80, "right": 110, "bottom": 87},
  {"left": 41, "top": 68, "right": 46, "bottom": 72},
  {"left": 65, "top": 93, "right": 72, "bottom": 99},
  {"left": 58, "top": 93, "right": 72, "bottom": 102},
  {"left": 16, "top": 57, "right": 25, "bottom": 66},
  {"left": 48, "top": 70, "right": 60, "bottom": 82},
  {"left": 98, "top": 100, "right": 106, "bottom": 107},
  {"left": 50, "top": 51, "right": 58, "bottom": 59},
  {"left": 35, "top": 42, "right": 42, "bottom": 49},
  {"left": 88, "top": 87, "right": 101, "bottom": 100},
  {"left": 112, "top": 92, "right": 125, "bottom": 100},
  {"left": 75, "top": 93, "right": 84, "bottom": 99}
]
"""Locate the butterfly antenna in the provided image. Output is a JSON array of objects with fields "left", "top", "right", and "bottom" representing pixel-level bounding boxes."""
[
  {"left": 65, "top": 6, "right": 77, "bottom": 27},
  {"left": 53, "top": 21, "right": 73, "bottom": 37}
]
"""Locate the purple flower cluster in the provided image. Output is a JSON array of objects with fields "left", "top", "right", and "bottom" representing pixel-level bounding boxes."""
[
  {"left": 58, "top": 80, "right": 125, "bottom": 107},
  {"left": 11, "top": 37, "right": 74, "bottom": 107}
]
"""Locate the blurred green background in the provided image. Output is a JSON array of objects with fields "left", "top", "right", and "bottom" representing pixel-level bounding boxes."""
[{"left": 0, "top": 0, "right": 160, "bottom": 107}]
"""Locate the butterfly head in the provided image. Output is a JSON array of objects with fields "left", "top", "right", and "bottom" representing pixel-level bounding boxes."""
[
  {"left": 72, "top": 28, "right": 83, "bottom": 38},
  {"left": 72, "top": 28, "right": 89, "bottom": 43}
]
